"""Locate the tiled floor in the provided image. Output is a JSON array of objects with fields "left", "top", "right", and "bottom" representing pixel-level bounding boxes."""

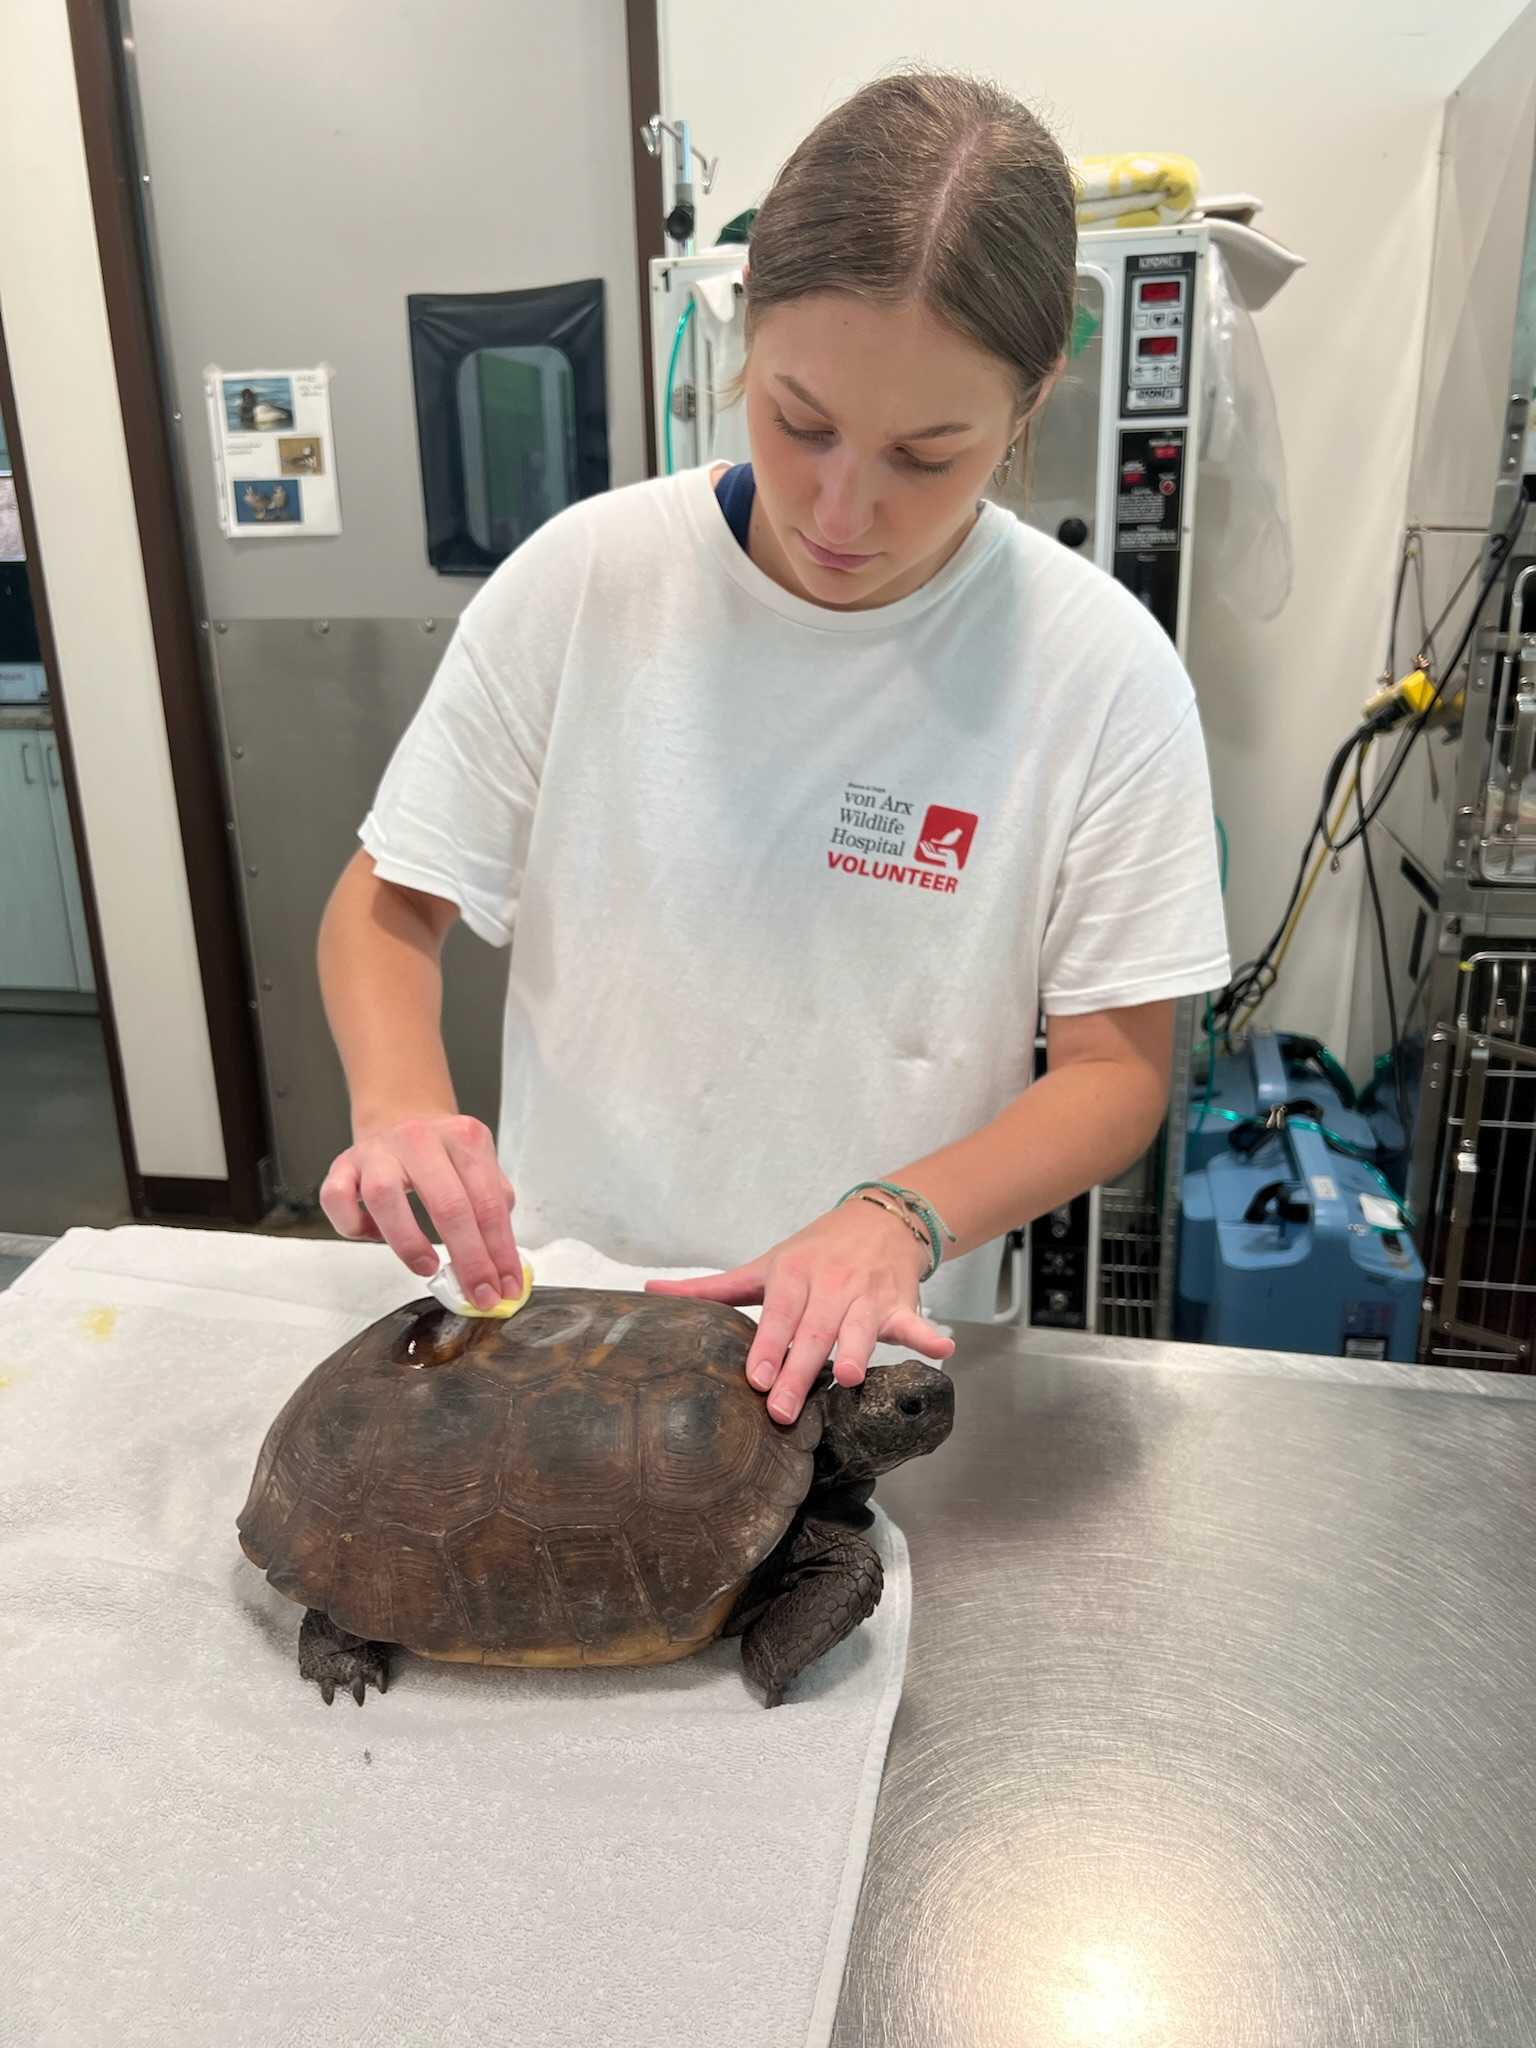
[{"left": 0, "top": 1009, "right": 133, "bottom": 1239}]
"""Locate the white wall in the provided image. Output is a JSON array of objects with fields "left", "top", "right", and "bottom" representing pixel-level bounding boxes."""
[
  {"left": 664, "top": 0, "right": 1529, "bottom": 1057},
  {"left": 0, "top": 0, "right": 226, "bottom": 1180}
]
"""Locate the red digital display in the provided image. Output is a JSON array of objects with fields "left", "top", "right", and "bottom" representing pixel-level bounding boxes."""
[
  {"left": 1137, "top": 334, "right": 1179, "bottom": 358},
  {"left": 1138, "top": 280, "right": 1182, "bottom": 304}
]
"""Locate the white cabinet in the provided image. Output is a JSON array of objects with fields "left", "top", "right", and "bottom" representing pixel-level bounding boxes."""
[{"left": 0, "top": 727, "right": 95, "bottom": 995}]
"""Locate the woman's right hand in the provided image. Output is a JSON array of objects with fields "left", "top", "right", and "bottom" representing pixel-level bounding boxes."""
[{"left": 319, "top": 1113, "right": 522, "bottom": 1311}]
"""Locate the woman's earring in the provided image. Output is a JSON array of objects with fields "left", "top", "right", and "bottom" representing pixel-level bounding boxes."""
[{"left": 993, "top": 441, "right": 1018, "bottom": 488}]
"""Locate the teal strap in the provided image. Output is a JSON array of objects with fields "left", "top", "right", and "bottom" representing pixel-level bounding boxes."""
[{"left": 836, "top": 1181, "right": 956, "bottom": 1277}]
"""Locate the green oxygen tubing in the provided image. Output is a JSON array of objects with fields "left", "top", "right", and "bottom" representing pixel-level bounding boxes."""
[{"left": 663, "top": 299, "right": 695, "bottom": 476}]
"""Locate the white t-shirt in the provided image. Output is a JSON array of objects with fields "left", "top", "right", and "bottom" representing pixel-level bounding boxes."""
[{"left": 361, "top": 466, "right": 1231, "bottom": 1321}]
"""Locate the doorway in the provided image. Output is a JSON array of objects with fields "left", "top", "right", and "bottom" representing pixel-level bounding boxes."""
[{"left": 0, "top": 345, "right": 132, "bottom": 1236}]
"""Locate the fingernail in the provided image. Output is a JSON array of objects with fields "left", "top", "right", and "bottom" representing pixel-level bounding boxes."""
[
  {"left": 769, "top": 1395, "right": 798, "bottom": 1423},
  {"left": 475, "top": 1284, "right": 500, "bottom": 1310},
  {"left": 412, "top": 1256, "right": 437, "bottom": 1278},
  {"left": 501, "top": 1272, "right": 523, "bottom": 1299},
  {"left": 748, "top": 1364, "right": 776, "bottom": 1391}
]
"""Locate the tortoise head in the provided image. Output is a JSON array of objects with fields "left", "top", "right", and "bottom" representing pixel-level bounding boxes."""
[{"left": 811, "top": 1359, "right": 955, "bottom": 1491}]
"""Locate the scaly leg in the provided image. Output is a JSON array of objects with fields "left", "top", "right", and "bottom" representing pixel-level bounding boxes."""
[{"left": 737, "top": 1519, "right": 883, "bottom": 1707}]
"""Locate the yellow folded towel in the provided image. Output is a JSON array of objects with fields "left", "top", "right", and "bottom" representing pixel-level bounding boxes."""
[{"left": 1074, "top": 153, "right": 1200, "bottom": 228}]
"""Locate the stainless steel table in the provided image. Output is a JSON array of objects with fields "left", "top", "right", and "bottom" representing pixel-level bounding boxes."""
[{"left": 836, "top": 1329, "right": 1536, "bottom": 2047}]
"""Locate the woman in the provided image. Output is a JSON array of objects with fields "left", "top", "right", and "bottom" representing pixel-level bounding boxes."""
[{"left": 317, "top": 71, "right": 1229, "bottom": 1426}]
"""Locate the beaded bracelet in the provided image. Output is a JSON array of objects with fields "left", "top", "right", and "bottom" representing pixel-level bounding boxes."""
[{"left": 836, "top": 1180, "right": 956, "bottom": 1279}]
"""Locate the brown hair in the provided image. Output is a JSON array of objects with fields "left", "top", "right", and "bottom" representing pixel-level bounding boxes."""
[{"left": 742, "top": 71, "right": 1077, "bottom": 460}]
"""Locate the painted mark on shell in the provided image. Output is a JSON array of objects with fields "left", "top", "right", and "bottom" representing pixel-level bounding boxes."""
[
  {"left": 81, "top": 1307, "right": 118, "bottom": 1341},
  {"left": 525, "top": 1303, "right": 601, "bottom": 1350}
]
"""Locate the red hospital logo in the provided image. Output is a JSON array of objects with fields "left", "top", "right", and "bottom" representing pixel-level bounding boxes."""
[{"left": 912, "top": 805, "right": 979, "bottom": 873}]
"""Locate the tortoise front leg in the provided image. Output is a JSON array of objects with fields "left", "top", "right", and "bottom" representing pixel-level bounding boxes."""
[
  {"left": 737, "top": 1519, "right": 884, "bottom": 1708},
  {"left": 298, "top": 1608, "right": 391, "bottom": 1706}
]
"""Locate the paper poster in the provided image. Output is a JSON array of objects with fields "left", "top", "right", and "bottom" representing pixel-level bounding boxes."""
[{"left": 204, "top": 364, "right": 342, "bottom": 538}]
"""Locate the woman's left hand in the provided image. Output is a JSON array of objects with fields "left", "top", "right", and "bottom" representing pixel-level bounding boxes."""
[{"left": 646, "top": 1202, "right": 956, "bottom": 1424}]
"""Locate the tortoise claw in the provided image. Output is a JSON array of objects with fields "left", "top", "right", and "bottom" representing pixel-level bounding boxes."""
[{"left": 298, "top": 1609, "right": 392, "bottom": 1708}]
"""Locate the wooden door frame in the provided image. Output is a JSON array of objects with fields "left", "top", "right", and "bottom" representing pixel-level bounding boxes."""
[
  {"left": 625, "top": 0, "right": 665, "bottom": 475},
  {"left": 62, "top": 0, "right": 272, "bottom": 1221}
]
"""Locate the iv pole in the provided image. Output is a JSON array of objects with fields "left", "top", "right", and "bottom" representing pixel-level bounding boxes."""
[{"left": 640, "top": 115, "right": 718, "bottom": 255}]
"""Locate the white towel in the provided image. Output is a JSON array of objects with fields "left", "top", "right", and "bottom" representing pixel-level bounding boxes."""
[
  {"left": 688, "top": 266, "right": 751, "bottom": 469},
  {"left": 0, "top": 1227, "right": 911, "bottom": 2048}
]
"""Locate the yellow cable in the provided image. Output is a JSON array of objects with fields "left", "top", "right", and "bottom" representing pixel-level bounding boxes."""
[{"left": 1231, "top": 740, "right": 1372, "bottom": 1039}]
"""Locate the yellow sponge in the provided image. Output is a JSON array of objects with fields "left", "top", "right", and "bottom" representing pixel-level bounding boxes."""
[
  {"left": 474, "top": 1260, "right": 535, "bottom": 1319},
  {"left": 425, "top": 1255, "right": 535, "bottom": 1319}
]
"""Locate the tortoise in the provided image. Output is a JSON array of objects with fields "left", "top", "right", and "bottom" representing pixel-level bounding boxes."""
[{"left": 237, "top": 1288, "right": 954, "bottom": 1707}]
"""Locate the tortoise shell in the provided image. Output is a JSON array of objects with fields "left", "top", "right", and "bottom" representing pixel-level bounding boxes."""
[{"left": 237, "top": 1289, "right": 823, "bottom": 1668}]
